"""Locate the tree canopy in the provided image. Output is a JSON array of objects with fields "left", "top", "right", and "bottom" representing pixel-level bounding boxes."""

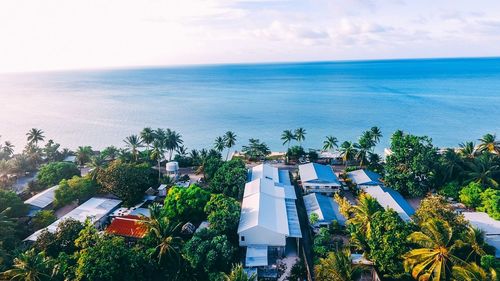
[
  {"left": 37, "top": 161, "right": 80, "bottom": 187},
  {"left": 163, "top": 185, "right": 211, "bottom": 223},
  {"left": 209, "top": 159, "right": 247, "bottom": 199}
]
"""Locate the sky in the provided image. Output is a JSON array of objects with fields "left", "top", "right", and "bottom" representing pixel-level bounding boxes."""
[{"left": 1, "top": 0, "right": 500, "bottom": 72}]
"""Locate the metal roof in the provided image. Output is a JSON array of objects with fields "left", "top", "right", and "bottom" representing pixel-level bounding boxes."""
[
  {"left": 105, "top": 215, "right": 148, "bottom": 239},
  {"left": 246, "top": 245, "right": 268, "bottom": 267},
  {"left": 363, "top": 185, "right": 415, "bottom": 222},
  {"left": 24, "top": 185, "right": 58, "bottom": 209},
  {"left": 463, "top": 212, "right": 500, "bottom": 258},
  {"left": 303, "top": 193, "right": 346, "bottom": 226},
  {"left": 299, "top": 163, "right": 340, "bottom": 185},
  {"left": 26, "top": 197, "right": 122, "bottom": 241},
  {"left": 347, "top": 169, "right": 382, "bottom": 186}
]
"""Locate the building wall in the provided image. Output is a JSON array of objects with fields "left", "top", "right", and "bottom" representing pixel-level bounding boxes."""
[
  {"left": 239, "top": 226, "right": 286, "bottom": 247},
  {"left": 303, "top": 183, "right": 340, "bottom": 193}
]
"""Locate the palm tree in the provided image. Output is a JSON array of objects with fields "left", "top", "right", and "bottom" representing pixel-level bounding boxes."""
[
  {"left": 354, "top": 141, "right": 371, "bottom": 167},
  {"left": 452, "top": 262, "right": 497, "bottom": 281},
  {"left": 478, "top": 133, "right": 500, "bottom": 154},
  {"left": 440, "top": 148, "right": 464, "bottom": 183},
  {"left": 281, "top": 130, "right": 296, "bottom": 151},
  {"left": 26, "top": 128, "right": 45, "bottom": 147},
  {"left": 143, "top": 203, "right": 183, "bottom": 264},
  {"left": 460, "top": 226, "right": 487, "bottom": 261},
  {"left": 323, "top": 136, "right": 338, "bottom": 151},
  {"left": 224, "top": 131, "right": 237, "bottom": 161},
  {"left": 294, "top": 128, "right": 306, "bottom": 147},
  {"left": 339, "top": 141, "right": 357, "bottom": 167},
  {"left": 176, "top": 145, "right": 188, "bottom": 158},
  {"left": 2, "top": 141, "right": 14, "bottom": 157},
  {"left": 151, "top": 140, "right": 165, "bottom": 183},
  {"left": 403, "top": 219, "right": 463, "bottom": 281},
  {"left": 88, "top": 155, "right": 106, "bottom": 181},
  {"left": 165, "top": 129, "right": 183, "bottom": 161},
  {"left": 214, "top": 136, "right": 225, "bottom": 153},
  {"left": 75, "top": 146, "right": 93, "bottom": 166},
  {"left": 223, "top": 264, "right": 256, "bottom": 281},
  {"left": 314, "top": 247, "right": 366, "bottom": 281},
  {"left": 459, "top": 141, "right": 477, "bottom": 159},
  {"left": 370, "top": 126, "right": 382, "bottom": 143},
  {"left": 140, "top": 127, "right": 155, "bottom": 151},
  {"left": 0, "top": 249, "right": 51, "bottom": 281},
  {"left": 464, "top": 153, "right": 500, "bottom": 187},
  {"left": 124, "top": 134, "right": 143, "bottom": 162},
  {"left": 348, "top": 193, "right": 383, "bottom": 236}
]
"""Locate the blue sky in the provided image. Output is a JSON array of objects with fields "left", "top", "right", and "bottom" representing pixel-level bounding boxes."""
[{"left": 1, "top": 0, "right": 500, "bottom": 72}]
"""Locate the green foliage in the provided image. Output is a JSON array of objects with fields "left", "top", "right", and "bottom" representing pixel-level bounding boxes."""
[
  {"left": 241, "top": 138, "right": 271, "bottom": 161},
  {"left": 34, "top": 218, "right": 84, "bottom": 257},
  {"left": 438, "top": 181, "right": 461, "bottom": 200},
  {"left": 163, "top": 185, "right": 210, "bottom": 223},
  {"left": 204, "top": 156, "right": 223, "bottom": 182},
  {"left": 31, "top": 210, "right": 56, "bottom": 231},
  {"left": 366, "top": 209, "right": 412, "bottom": 277},
  {"left": 307, "top": 150, "right": 319, "bottom": 163},
  {"left": 37, "top": 161, "right": 80, "bottom": 187},
  {"left": 414, "top": 195, "right": 467, "bottom": 230},
  {"left": 0, "top": 190, "right": 27, "bottom": 218},
  {"left": 204, "top": 194, "right": 240, "bottom": 235},
  {"left": 478, "top": 188, "right": 500, "bottom": 219},
  {"left": 97, "top": 160, "right": 156, "bottom": 206},
  {"left": 75, "top": 235, "right": 148, "bottom": 281},
  {"left": 384, "top": 130, "right": 439, "bottom": 197},
  {"left": 55, "top": 176, "right": 98, "bottom": 207},
  {"left": 182, "top": 229, "right": 237, "bottom": 276},
  {"left": 459, "top": 182, "right": 484, "bottom": 208},
  {"left": 309, "top": 213, "right": 319, "bottom": 226},
  {"left": 287, "top": 145, "right": 305, "bottom": 161},
  {"left": 314, "top": 247, "right": 365, "bottom": 281},
  {"left": 313, "top": 227, "right": 341, "bottom": 259},
  {"left": 209, "top": 159, "right": 247, "bottom": 199}
]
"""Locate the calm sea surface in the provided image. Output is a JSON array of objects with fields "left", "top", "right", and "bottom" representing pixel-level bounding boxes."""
[{"left": 1, "top": 58, "right": 499, "bottom": 153}]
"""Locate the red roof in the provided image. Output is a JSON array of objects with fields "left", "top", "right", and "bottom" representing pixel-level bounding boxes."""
[{"left": 106, "top": 216, "right": 148, "bottom": 239}]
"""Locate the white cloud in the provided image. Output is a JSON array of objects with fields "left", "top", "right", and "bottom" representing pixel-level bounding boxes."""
[{"left": 0, "top": 0, "right": 499, "bottom": 72}]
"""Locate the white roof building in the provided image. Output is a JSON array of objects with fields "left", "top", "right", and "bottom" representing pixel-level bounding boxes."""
[
  {"left": 238, "top": 164, "right": 301, "bottom": 267},
  {"left": 24, "top": 185, "right": 58, "bottom": 211},
  {"left": 26, "top": 197, "right": 122, "bottom": 241},
  {"left": 363, "top": 185, "right": 415, "bottom": 222},
  {"left": 463, "top": 212, "right": 500, "bottom": 258},
  {"left": 298, "top": 163, "right": 341, "bottom": 193},
  {"left": 303, "top": 193, "right": 346, "bottom": 227},
  {"left": 347, "top": 169, "right": 382, "bottom": 187}
]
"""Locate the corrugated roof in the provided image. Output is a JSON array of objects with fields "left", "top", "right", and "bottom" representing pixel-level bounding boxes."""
[
  {"left": 106, "top": 215, "right": 148, "bottom": 239},
  {"left": 347, "top": 169, "right": 382, "bottom": 186},
  {"left": 24, "top": 185, "right": 58, "bottom": 209},
  {"left": 250, "top": 164, "right": 280, "bottom": 183},
  {"left": 363, "top": 185, "right": 414, "bottom": 222},
  {"left": 303, "top": 193, "right": 346, "bottom": 226},
  {"left": 299, "top": 163, "right": 340, "bottom": 185},
  {"left": 246, "top": 245, "right": 268, "bottom": 267},
  {"left": 26, "top": 197, "right": 122, "bottom": 241},
  {"left": 463, "top": 212, "right": 500, "bottom": 258}
]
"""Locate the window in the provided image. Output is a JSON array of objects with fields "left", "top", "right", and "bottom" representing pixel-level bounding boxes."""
[{"left": 241, "top": 236, "right": 245, "bottom": 242}]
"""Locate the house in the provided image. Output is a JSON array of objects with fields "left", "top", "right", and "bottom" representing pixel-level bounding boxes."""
[
  {"left": 298, "top": 163, "right": 341, "bottom": 193},
  {"left": 62, "top": 155, "right": 77, "bottom": 163},
  {"left": 158, "top": 184, "right": 167, "bottom": 197},
  {"left": 463, "top": 212, "right": 500, "bottom": 258},
  {"left": 238, "top": 164, "right": 301, "bottom": 271},
  {"left": 303, "top": 193, "right": 346, "bottom": 227},
  {"left": 106, "top": 215, "right": 148, "bottom": 239},
  {"left": 362, "top": 185, "right": 415, "bottom": 222},
  {"left": 346, "top": 169, "right": 382, "bottom": 187},
  {"left": 24, "top": 185, "right": 58, "bottom": 217},
  {"left": 25, "top": 197, "right": 122, "bottom": 241}
]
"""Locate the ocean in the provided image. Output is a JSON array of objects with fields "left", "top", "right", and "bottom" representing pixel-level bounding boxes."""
[{"left": 1, "top": 57, "right": 500, "bottom": 153}]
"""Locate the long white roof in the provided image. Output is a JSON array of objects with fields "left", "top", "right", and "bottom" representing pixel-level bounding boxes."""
[
  {"left": 26, "top": 197, "right": 122, "bottom": 241},
  {"left": 299, "top": 163, "right": 341, "bottom": 186},
  {"left": 347, "top": 169, "right": 382, "bottom": 186},
  {"left": 24, "top": 185, "right": 58, "bottom": 209},
  {"left": 463, "top": 212, "right": 500, "bottom": 257},
  {"left": 363, "top": 185, "right": 415, "bottom": 222},
  {"left": 238, "top": 164, "right": 301, "bottom": 239}
]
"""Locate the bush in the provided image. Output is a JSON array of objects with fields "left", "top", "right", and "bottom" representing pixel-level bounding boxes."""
[
  {"left": 164, "top": 185, "right": 210, "bottom": 223},
  {"left": 459, "top": 182, "right": 483, "bottom": 208},
  {"left": 31, "top": 210, "right": 57, "bottom": 231},
  {"left": 438, "top": 181, "right": 461, "bottom": 200},
  {"left": 55, "top": 176, "right": 98, "bottom": 207},
  {"left": 478, "top": 188, "right": 500, "bottom": 219},
  {"left": 209, "top": 159, "right": 247, "bottom": 199},
  {"left": 37, "top": 162, "right": 80, "bottom": 187},
  {"left": 0, "top": 190, "right": 28, "bottom": 218}
]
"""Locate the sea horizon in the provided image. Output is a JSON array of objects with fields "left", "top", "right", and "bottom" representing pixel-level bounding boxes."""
[{"left": 1, "top": 56, "right": 500, "bottom": 154}]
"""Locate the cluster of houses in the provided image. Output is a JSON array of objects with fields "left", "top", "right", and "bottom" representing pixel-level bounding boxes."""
[{"left": 21, "top": 158, "right": 500, "bottom": 280}]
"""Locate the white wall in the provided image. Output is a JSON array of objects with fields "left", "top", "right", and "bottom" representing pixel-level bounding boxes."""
[{"left": 239, "top": 226, "right": 286, "bottom": 247}]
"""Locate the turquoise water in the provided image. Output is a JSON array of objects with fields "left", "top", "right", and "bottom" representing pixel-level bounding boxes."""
[{"left": 1, "top": 57, "right": 499, "bottom": 153}]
